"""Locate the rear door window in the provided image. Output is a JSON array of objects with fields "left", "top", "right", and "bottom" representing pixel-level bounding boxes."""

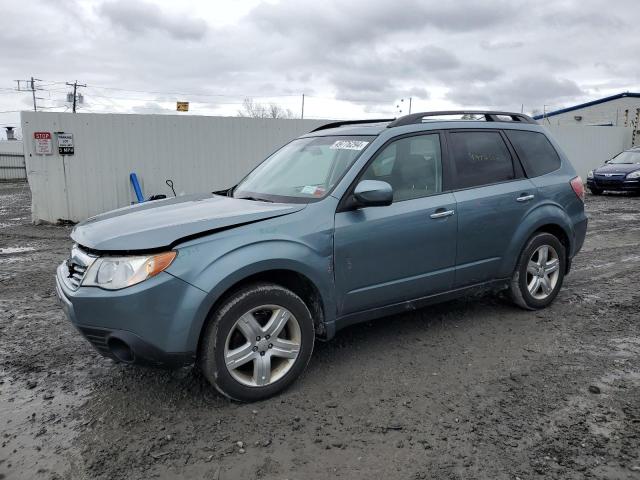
[
  {"left": 505, "top": 130, "right": 561, "bottom": 177},
  {"left": 448, "top": 131, "right": 515, "bottom": 189}
]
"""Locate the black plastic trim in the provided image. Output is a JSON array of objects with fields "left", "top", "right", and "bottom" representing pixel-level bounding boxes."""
[
  {"left": 310, "top": 119, "right": 395, "bottom": 132},
  {"left": 335, "top": 279, "right": 510, "bottom": 331},
  {"left": 77, "top": 326, "right": 195, "bottom": 368}
]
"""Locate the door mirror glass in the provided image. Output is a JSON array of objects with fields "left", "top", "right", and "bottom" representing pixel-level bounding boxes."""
[{"left": 353, "top": 180, "right": 393, "bottom": 207}]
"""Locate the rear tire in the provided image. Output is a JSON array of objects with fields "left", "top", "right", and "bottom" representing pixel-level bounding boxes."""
[
  {"left": 589, "top": 187, "right": 603, "bottom": 195},
  {"left": 199, "top": 282, "right": 315, "bottom": 402},
  {"left": 509, "top": 233, "right": 566, "bottom": 310}
]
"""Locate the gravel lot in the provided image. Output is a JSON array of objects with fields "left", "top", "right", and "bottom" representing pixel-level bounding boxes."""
[{"left": 1, "top": 181, "right": 639, "bottom": 480}]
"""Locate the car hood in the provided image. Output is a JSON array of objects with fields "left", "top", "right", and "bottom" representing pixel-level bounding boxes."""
[
  {"left": 595, "top": 163, "right": 640, "bottom": 174},
  {"left": 71, "top": 194, "right": 305, "bottom": 252}
]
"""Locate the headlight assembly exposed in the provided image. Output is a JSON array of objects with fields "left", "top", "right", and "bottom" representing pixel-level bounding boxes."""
[
  {"left": 82, "top": 251, "right": 177, "bottom": 290},
  {"left": 587, "top": 170, "right": 594, "bottom": 179},
  {"left": 626, "top": 170, "right": 640, "bottom": 179}
]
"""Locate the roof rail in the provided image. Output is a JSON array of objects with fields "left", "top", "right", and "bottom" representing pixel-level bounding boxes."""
[
  {"left": 387, "top": 111, "right": 536, "bottom": 128},
  {"left": 310, "top": 118, "right": 395, "bottom": 132}
]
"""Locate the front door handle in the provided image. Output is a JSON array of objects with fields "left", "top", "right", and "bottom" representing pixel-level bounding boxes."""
[
  {"left": 430, "top": 209, "right": 455, "bottom": 219},
  {"left": 516, "top": 194, "right": 535, "bottom": 202}
]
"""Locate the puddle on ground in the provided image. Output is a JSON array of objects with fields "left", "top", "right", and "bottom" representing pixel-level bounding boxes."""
[{"left": 0, "top": 247, "right": 36, "bottom": 255}]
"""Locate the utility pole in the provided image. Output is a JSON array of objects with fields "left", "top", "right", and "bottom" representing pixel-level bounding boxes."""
[
  {"left": 408, "top": 97, "right": 412, "bottom": 114},
  {"left": 66, "top": 80, "right": 86, "bottom": 113},
  {"left": 30, "top": 77, "right": 37, "bottom": 112},
  {"left": 15, "top": 77, "right": 41, "bottom": 111},
  {"left": 301, "top": 93, "right": 305, "bottom": 119}
]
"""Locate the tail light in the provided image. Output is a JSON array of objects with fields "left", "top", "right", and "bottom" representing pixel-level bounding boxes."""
[{"left": 570, "top": 176, "right": 585, "bottom": 202}]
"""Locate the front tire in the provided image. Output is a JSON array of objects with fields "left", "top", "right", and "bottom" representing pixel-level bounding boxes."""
[
  {"left": 589, "top": 187, "right": 603, "bottom": 195},
  {"left": 199, "top": 283, "right": 315, "bottom": 402},
  {"left": 509, "top": 233, "right": 566, "bottom": 310}
]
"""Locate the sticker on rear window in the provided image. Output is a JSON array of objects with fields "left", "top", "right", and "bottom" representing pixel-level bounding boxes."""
[{"left": 330, "top": 140, "right": 369, "bottom": 151}]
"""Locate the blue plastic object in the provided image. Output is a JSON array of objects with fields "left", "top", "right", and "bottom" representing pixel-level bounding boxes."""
[{"left": 129, "top": 173, "right": 144, "bottom": 203}]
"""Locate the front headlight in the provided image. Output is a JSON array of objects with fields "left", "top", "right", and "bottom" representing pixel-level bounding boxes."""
[
  {"left": 82, "top": 251, "right": 177, "bottom": 290},
  {"left": 626, "top": 170, "right": 640, "bottom": 179},
  {"left": 587, "top": 170, "right": 594, "bottom": 179}
]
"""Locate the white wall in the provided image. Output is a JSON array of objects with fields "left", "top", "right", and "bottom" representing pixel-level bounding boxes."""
[
  {"left": 21, "top": 112, "right": 327, "bottom": 223},
  {"left": 539, "top": 96, "right": 640, "bottom": 128},
  {"left": 0, "top": 141, "right": 24, "bottom": 154},
  {"left": 543, "top": 125, "right": 633, "bottom": 179}
]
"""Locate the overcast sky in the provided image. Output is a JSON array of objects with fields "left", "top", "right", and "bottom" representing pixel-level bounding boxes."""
[{"left": 1, "top": 0, "right": 639, "bottom": 136}]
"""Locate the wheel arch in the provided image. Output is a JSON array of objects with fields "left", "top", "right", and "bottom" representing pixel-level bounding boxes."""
[
  {"left": 501, "top": 203, "right": 574, "bottom": 278},
  {"left": 194, "top": 267, "right": 329, "bottom": 360}
]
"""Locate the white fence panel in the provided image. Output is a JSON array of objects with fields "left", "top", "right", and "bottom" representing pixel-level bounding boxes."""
[
  {"left": 0, "top": 141, "right": 26, "bottom": 181},
  {"left": 0, "top": 153, "right": 26, "bottom": 181},
  {"left": 541, "top": 125, "right": 633, "bottom": 180},
  {"left": 21, "top": 112, "right": 327, "bottom": 223}
]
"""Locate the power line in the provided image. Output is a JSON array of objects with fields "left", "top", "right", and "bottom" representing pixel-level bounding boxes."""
[
  {"left": 4, "top": 78, "right": 401, "bottom": 109},
  {"left": 82, "top": 90, "right": 248, "bottom": 105},
  {"left": 85, "top": 83, "right": 301, "bottom": 99},
  {"left": 27, "top": 78, "right": 309, "bottom": 100},
  {"left": 1, "top": 77, "right": 404, "bottom": 118}
]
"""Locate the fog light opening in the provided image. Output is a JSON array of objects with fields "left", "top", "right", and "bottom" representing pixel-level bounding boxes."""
[{"left": 108, "top": 338, "right": 135, "bottom": 363}]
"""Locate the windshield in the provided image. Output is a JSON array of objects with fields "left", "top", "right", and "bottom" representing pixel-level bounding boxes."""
[
  {"left": 233, "top": 135, "right": 374, "bottom": 202},
  {"left": 610, "top": 150, "right": 640, "bottom": 164}
]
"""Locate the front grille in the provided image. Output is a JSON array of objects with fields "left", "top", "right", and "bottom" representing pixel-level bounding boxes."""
[
  {"left": 67, "top": 263, "right": 87, "bottom": 289},
  {"left": 594, "top": 174, "right": 625, "bottom": 187},
  {"left": 62, "top": 245, "right": 96, "bottom": 291}
]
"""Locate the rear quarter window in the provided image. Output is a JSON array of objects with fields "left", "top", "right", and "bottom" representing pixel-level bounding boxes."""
[{"left": 505, "top": 130, "right": 561, "bottom": 177}]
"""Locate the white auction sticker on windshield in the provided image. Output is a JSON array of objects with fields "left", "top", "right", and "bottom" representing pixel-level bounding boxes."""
[{"left": 330, "top": 140, "right": 369, "bottom": 151}]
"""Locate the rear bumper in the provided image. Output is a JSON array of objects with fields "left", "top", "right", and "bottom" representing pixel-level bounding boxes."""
[
  {"left": 55, "top": 263, "right": 204, "bottom": 368},
  {"left": 587, "top": 177, "right": 640, "bottom": 191}
]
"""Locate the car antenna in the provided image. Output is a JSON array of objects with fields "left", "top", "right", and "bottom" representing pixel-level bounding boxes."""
[{"left": 166, "top": 179, "right": 177, "bottom": 196}]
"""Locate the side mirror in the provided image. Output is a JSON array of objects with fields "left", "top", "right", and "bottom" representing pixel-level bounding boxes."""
[{"left": 353, "top": 180, "right": 393, "bottom": 207}]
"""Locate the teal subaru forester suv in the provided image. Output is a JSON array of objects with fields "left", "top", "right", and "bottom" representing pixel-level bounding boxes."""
[{"left": 56, "top": 111, "right": 587, "bottom": 401}]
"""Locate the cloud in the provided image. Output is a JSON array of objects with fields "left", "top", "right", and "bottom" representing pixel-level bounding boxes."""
[
  {"left": 130, "top": 101, "right": 176, "bottom": 114},
  {"left": 480, "top": 40, "right": 524, "bottom": 51},
  {"left": 446, "top": 77, "right": 586, "bottom": 110},
  {"left": 0, "top": 0, "right": 639, "bottom": 124},
  {"left": 250, "top": 0, "right": 521, "bottom": 47},
  {"left": 324, "top": 46, "right": 458, "bottom": 102},
  {"left": 99, "top": 0, "right": 208, "bottom": 40}
]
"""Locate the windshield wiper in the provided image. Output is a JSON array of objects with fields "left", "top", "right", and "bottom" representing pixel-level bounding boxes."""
[{"left": 237, "top": 196, "right": 273, "bottom": 203}]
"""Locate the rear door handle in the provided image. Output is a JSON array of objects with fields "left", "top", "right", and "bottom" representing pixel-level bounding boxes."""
[
  {"left": 430, "top": 209, "right": 455, "bottom": 219},
  {"left": 516, "top": 194, "right": 535, "bottom": 202}
]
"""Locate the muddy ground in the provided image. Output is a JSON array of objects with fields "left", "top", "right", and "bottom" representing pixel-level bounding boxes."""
[{"left": 1, "top": 181, "right": 639, "bottom": 480}]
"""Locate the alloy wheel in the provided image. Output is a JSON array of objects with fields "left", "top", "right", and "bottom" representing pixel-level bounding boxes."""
[
  {"left": 526, "top": 244, "right": 560, "bottom": 300},
  {"left": 224, "top": 305, "right": 301, "bottom": 387}
]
